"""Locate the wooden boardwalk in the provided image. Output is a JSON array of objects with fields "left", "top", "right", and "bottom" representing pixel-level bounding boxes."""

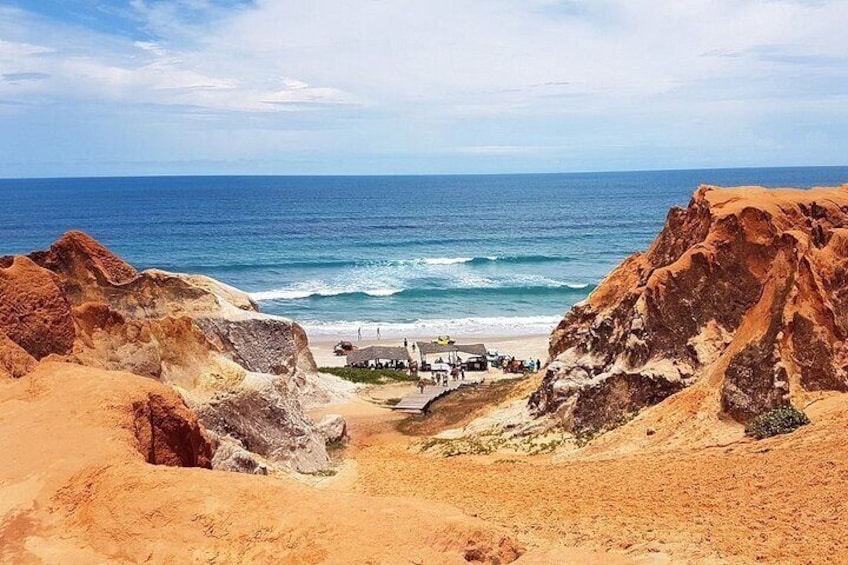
[{"left": 391, "top": 377, "right": 483, "bottom": 413}]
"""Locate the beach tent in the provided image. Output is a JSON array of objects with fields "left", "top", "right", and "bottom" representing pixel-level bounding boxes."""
[
  {"left": 416, "top": 342, "right": 487, "bottom": 366},
  {"left": 346, "top": 346, "right": 412, "bottom": 369}
]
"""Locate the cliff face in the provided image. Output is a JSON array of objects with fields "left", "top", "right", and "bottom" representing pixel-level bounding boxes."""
[
  {"left": 531, "top": 185, "right": 848, "bottom": 433},
  {"left": 0, "top": 231, "right": 333, "bottom": 473}
]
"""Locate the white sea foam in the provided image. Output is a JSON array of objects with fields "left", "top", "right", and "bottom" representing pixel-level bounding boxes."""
[
  {"left": 250, "top": 279, "right": 590, "bottom": 301},
  {"left": 408, "top": 257, "right": 475, "bottom": 265},
  {"left": 251, "top": 286, "right": 402, "bottom": 301},
  {"left": 301, "top": 315, "right": 562, "bottom": 339},
  {"left": 363, "top": 288, "right": 403, "bottom": 297}
]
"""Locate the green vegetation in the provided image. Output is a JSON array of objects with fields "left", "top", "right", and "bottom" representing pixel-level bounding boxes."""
[
  {"left": 418, "top": 436, "right": 507, "bottom": 457},
  {"left": 745, "top": 405, "right": 810, "bottom": 439},
  {"left": 319, "top": 366, "right": 415, "bottom": 385},
  {"left": 417, "top": 431, "right": 570, "bottom": 457}
]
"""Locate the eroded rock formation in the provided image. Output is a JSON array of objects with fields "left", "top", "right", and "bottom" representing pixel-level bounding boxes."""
[
  {"left": 0, "top": 231, "right": 339, "bottom": 473},
  {"left": 532, "top": 184, "right": 848, "bottom": 433}
]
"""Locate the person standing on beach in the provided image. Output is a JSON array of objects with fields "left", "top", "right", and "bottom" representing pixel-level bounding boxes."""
[
  {"left": 377, "top": 327, "right": 381, "bottom": 340},
  {"left": 357, "top": 327, "right": 362, "bottom": 341},
  {"left": 404, "top": 337, "right": 408, "bottom": 348}
]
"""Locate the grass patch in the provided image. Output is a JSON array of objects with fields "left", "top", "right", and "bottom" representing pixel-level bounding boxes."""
[
  {"left": 418, "top": 431, "right": 570, "bottom": 457},
  {"left": 418, "top": 436, "right": 507, "bottom": 457},
  {"left": 303, "top": 468, "right": 338, "bottom": 477},
  {"left": 319, "top": 366, "right": 415, "bottom": 385},
  {"left": 745, "top": 405, "right": 810, "bottom": 439}
]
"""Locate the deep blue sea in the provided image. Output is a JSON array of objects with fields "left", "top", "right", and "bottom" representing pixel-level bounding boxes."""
[{"left": 1, "top": 167, "right": 846, "bottom": 339}]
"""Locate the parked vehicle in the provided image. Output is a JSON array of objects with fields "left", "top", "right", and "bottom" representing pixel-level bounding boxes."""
[
  {"left": 486, "top": 349, "right": 501, "bottom": 364},
  {"left": 462, "top": 356, "right": 488, "bottom": 371},
  {"left": 333, "top": 341, "right": 357, "bottom": 356}
]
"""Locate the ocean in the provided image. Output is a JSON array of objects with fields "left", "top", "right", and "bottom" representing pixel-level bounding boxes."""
[{"left": 1, "top": 167, "right": 847, "bottom": 339}]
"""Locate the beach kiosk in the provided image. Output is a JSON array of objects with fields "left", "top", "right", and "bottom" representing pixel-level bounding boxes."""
[
  {"left": 346, "top": 346, "right": 412, "bottom": 370},
  {"left": 416, "top": 342, "right": 488, "bottom": 371}
]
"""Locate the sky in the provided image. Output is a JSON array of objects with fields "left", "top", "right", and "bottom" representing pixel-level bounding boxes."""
[{"left": 0, "top": 0, "right": 847, "bottom": 177}]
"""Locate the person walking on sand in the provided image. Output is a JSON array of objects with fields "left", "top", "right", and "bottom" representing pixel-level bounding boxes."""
[
  {"left": 377, "top": 327, "right": 381, "bottom": 340},
  {"left": 404, "top": 337, "right": 408, "bottom": 348},
  {"left": 357, "top": 327, "right": 362, "bottom": 341}
]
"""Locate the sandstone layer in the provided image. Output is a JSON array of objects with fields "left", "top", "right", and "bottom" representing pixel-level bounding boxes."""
[
  {"left": 532, "top": 184, "right": 848, "bottom": 434},
  {"left": 0, "top": 231, "right": 341, "bottom": 473}
]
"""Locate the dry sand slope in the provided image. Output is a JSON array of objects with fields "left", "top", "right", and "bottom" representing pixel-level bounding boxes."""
[
  {"left": 339, "top": 390, "right": 848, "bottom": 564},
  {"left": 0, "top": 363, "right": 524, "bottom": 564}
]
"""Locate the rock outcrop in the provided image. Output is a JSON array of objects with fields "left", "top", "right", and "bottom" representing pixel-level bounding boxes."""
[
  {"left": 192, "top": 372, "right": 329, "bottom": 473},
  {"left": 316, "top": 413, "right": 348, "bottom": 444},
  {"left": 0, "top": 255, "right": 75, "bottom": 359},
  {"left": 131, "top": 389, "right": 213, "bottom": 468},
  {"left": 0, "top": 231, "right": 344, "bottom": 473},
  {"left": 532, "top": 184, "right": 848, "bottom": 433}
]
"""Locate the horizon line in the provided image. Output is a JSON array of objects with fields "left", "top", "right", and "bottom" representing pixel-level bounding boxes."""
[{"left": 2, "top": 163, "right": 848, "bottom": 182}]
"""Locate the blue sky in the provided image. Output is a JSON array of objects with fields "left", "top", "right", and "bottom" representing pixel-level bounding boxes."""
[{"left": 1, "top": 0, "right": 847, "bottom": 177}]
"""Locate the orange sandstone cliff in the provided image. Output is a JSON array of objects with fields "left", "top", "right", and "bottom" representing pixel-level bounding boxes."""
[
  {"left": 531, "top": 184, "right": 848, "bottom": 433},
  {"left": 0, "top": 231, "right": 339, "bottom": 473}
]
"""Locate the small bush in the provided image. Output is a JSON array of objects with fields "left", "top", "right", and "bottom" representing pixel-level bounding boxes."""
[
  {"left": 319, "top": 366, "right": 415, "bottom": 385},
  {"left": 745, "top": 405, "right": 810, "bottom": 439}
]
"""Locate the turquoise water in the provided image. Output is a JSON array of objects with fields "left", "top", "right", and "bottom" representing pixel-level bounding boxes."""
[{"left": 1, "top": 167, "right": 846, "bottom": 338}]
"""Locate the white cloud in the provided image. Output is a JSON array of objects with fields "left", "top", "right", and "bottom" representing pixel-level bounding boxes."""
[{"left": 1, "top": 0, "right": 847, "bottom": 175}]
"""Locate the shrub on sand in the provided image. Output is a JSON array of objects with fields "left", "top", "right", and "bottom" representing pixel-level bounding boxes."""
[
  {"left": 319, "top": 366, "right": 414, "bottom": 385},
  {"left": 745, "top": 405, "right": 810, "bottom": 439}
]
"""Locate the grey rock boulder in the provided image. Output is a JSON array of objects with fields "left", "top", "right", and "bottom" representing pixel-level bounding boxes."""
[
  {"left": 195, "top": 316, "right": 317, "bottom": 376},
  {"left": 210, "top": 433, "right": 269, "bottom": 475},
  {"left": 193, "top": 372, "right": 331, "bottom": 474},
  {"left": 316, "top": 414, "right": 348, "bottom": 444}
]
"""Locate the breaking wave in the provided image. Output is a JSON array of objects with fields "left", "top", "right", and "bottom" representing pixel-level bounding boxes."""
[
  {"left": 250, "top": 287, "right": 403, "bottom": 301},
  {"left": 183, "top": 254, "right": 568, "bottom": 273},
  {"left": 251, "top": 282, "right": 593, "bottom": 302}
]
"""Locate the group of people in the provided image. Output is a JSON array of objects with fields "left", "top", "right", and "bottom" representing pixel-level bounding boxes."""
[
  {"left": 417, "top": 365, "right": 465, "bottom": 393},
  {"left": 501, "top": 357, "right": 542, "bottom": 374}
]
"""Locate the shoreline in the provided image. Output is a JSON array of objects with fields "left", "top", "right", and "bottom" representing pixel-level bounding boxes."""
[{"left": 296, "top": 316, "right": 564, "bottom": 343}]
